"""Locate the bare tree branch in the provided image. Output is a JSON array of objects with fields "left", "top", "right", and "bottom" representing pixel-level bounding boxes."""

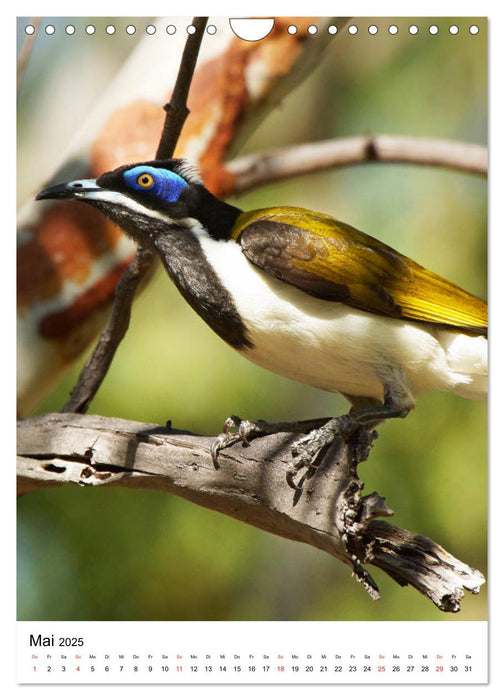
[
  {"left": 225, "top": 134, "right": 488, "bottom": 194},
  {"left": 156, "top": 17, "right": 208, "bottom": 159},
  {"left": 17, "top": 413, "right": 485, "bottom": 613},
  {"left": 60, "top": 17, "right": 209, "bottom": 414},
  {"left": 61, "top": 248, "right": 156, "bottom": 413}
]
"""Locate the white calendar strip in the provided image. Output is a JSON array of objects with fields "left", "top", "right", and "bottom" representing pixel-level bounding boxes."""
[{"left": 17, "top": 620, "right": 487, "bottom": 684}]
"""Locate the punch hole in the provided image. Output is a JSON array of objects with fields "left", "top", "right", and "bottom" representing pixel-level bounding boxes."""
[
  {"left": 409, "top": 25, "right": 419, "bottom": 35},
  {"left": 368, "top": 25, "right": 378, "bottom": 35},
  {"left": 348, "top": 25, "right": 358, "bottom": 35},
  {"left": 287, "top": 25, "right": 297, "bottom": 35},
  {"left": 469, "top": 25, "right": 479, "bottom": 35},
  {"left": 229, "top": 18, "right": 274, "bottom": 41},
  {"left": 126, "top": 25, "right": 136, "bottom": 35},
  {"left": 166, "top": 25, "right": 176, "bottom": 35},
  {"left": 65, "top": 25, "right": 75, "bottom": 35},
  {"left": 86, "top": 25, "right": 96, "bottom": 35},
  {"left": 187, "top": 24, "right": 196, "bottom": 35},
  {"left": 449, "top": 25, "right": 459, "bottom": 35},
  {"left": 45, "top": 25, "right": 55, "bottom": 35},
  {"left": 106, "top": 25, "right": 116, "bottom": 35},
  {"left": 429, "top": 25, "right": 439, "bottom": 35},
  {"left": 146, "top": 25, "right": 156, "bottom": 35},
  {"left": 388, "top": 25, "right": 398, "bottom": 35},
  {"left": 207, "top": 25, "right": 217, "bottom": 35},
  {"left": 25, "top": 24, "right": 35, "bottom": 35},
  {"left": 308, "top": 25, "right": 318, "bottom": 35},
  {"left": 328, "top": 25, "right": 338, "bottom": 35}
]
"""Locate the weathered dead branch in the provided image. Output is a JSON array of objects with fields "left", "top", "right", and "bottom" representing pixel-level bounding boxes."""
[{"left": 17, "top": 412, "right": 484, "bottom": 613}]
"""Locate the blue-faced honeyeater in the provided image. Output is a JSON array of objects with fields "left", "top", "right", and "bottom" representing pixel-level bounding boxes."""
[{"left": 36, "top": 159, "right": 487, "bottom": 487}]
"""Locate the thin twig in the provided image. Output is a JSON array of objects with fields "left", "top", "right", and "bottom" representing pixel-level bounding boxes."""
[
  {"left": 61, "top": 248, "right": 155, "bottom": 413},
  {"left": 61, "top": 17, "right": 208, "bottom": 414},
  {"left": 226, "top": 134, "right": 488, "bottom": 194},
  {"left": 156, "top": 17, "right": 208, "bottom": 159}
]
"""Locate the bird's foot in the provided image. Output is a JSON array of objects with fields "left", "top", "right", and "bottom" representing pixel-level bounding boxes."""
[
  {"left": 210, "top": 412, "right": 359, "bottom": 492},
  {"left": 211, "top": 415, "right": 271, "bottom": 467},
  {"left": 211, "top": 391, "right": 410, "bottom": 494},
  {"left": 286, "top": 391, "right": 411, "bottom": 492},
  {"left": 286, "top": 415, "right": 359, "bottom": 491},
  {"left": 211, "top": 415, "right": 331, "bottom": 468}
]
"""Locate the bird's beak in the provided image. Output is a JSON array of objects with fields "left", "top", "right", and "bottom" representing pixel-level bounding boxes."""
[{"left": 35, "top": 179, "right": 102, "bottom": 202}]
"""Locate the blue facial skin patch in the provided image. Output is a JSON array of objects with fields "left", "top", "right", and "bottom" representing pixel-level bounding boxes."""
[{"left": 123, "top": 165, "right": 188, "bottom": 203}]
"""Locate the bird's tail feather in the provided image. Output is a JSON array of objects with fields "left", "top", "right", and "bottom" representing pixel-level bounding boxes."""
[{"left": 440, "top": 331, "right": 487, "bottom": 401}]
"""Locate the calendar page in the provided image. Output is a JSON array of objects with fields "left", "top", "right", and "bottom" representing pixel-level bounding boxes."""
[{"left": 16, "top": 9, "right": 488, "bottom": 688}]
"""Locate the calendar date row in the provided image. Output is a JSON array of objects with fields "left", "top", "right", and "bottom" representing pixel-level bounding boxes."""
[{"left": 33, "top": 663, "right": 474, "bottom": 674}]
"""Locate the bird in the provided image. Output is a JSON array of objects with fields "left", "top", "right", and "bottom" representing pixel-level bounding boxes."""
[{"left": 36, "top": 158, "right": 487, "bottom": 489}]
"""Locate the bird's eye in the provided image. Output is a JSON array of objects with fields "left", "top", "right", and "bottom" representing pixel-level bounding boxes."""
[{"left": 136, "top": 173, "right": 154, "bottom": 189}]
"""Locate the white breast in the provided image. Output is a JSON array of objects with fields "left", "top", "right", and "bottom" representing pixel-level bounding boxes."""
[{"left": 197, "top": 233, "right": 487, "bottom": 406}]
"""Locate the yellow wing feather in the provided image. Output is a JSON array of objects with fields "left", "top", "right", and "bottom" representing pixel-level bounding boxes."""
[{"left": 233, "top": 207, "right": 487, "bottom": 336}]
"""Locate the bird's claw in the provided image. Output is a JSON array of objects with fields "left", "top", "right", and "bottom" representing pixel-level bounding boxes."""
[
  {"left": 286, "top": 457, "right": 315, "bottom": 492},
  {"left": 285, "top": 415, "right": 359, "bottom": 491},
  {"left": 211, "top": 432, "right": 236, "bottom": 468},
  {"left": 286, "top": 441, "right": 323, "bottom": 492},
  {"left": 211, "top": 415, "right": 241, "bottom": 467},
  {"left": 211, "top": 416, "right": 268, "bottom": 467}
]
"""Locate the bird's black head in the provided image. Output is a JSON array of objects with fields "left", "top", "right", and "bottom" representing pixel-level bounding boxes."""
[{"left": 36, "top": 159, "right": 241, "bottom": 243}]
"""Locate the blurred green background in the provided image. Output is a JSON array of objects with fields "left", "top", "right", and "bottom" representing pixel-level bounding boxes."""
[{"left": 17, "top": 17, "right": 487, "bottom": 621}]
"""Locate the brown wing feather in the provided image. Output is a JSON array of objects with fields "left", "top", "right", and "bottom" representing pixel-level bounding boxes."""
[{"left": 233, "top": 207, "right": 487, "bottom": 337}]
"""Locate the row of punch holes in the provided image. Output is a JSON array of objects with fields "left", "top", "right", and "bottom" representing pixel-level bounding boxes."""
[{"left": 24, "top": 22, "right": 480, "bottom": 38}]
